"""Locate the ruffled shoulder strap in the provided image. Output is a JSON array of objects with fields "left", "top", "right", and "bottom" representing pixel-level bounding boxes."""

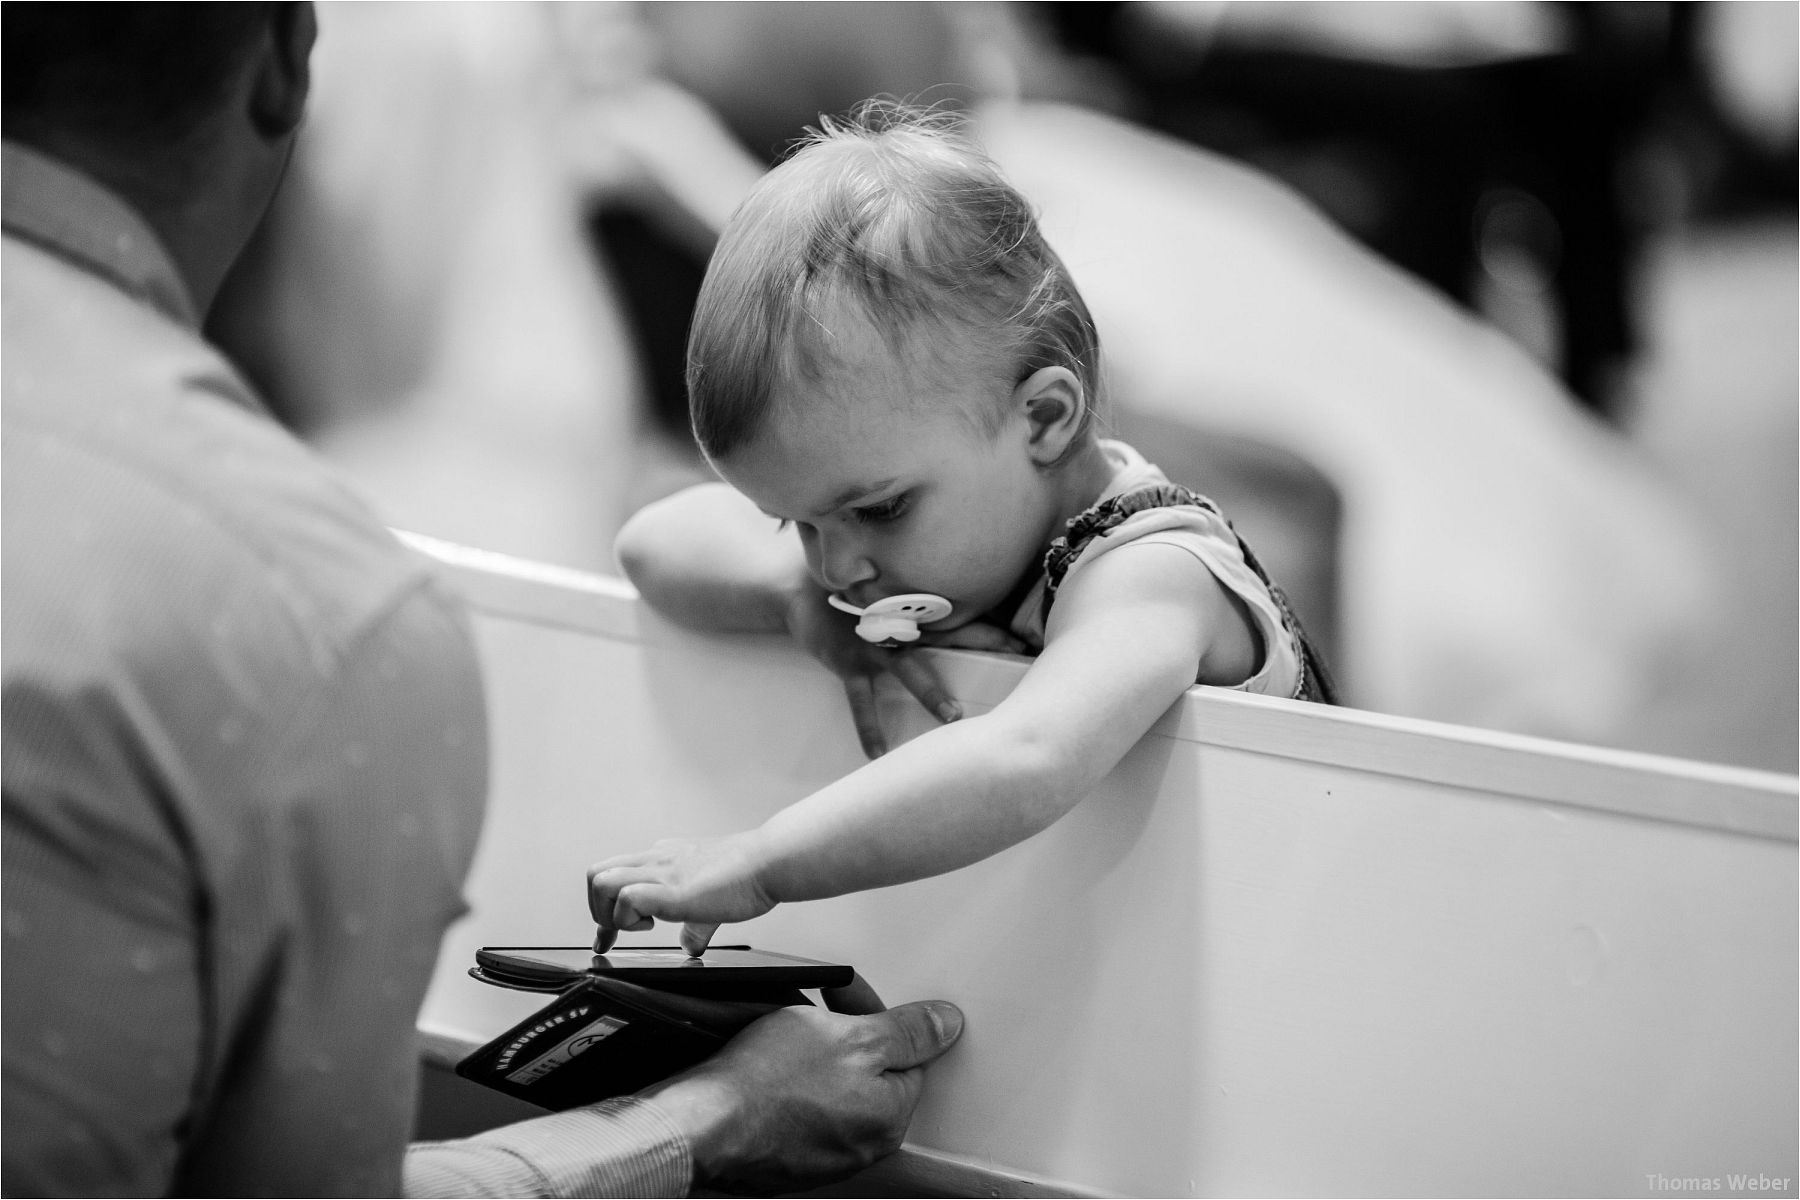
[{"left": 1040, "top": 483, "right": 1339, "bottom": 704}]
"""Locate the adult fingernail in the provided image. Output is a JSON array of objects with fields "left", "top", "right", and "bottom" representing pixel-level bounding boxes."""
[
  {"left": 936, "top": 701, "right": 961, "bottom": 723},
  {"left": 926, "top": 1001, "right": 964, "bottom": 1044},
  {"left": 593, "top": 927, "right": 615, "bottom": 954}
]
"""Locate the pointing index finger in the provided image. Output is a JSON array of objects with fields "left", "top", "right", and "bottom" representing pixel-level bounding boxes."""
[{"left": 680, "top": 921, "right": 718, "bottom": 957}]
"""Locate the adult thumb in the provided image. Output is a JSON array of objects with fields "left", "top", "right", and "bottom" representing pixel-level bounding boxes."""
[{"left": 873, "top": 1000, "right": 964, "bottom": 1070}]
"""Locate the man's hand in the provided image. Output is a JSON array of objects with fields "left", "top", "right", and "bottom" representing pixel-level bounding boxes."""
[
  {"left": 638, "top": 992, "right": 965, "bottom": 1193},
  {"left": 785, "top": 586, "right": 1024, "bottom": 758},
  {"left": 588, "top": 834, "right": 775, "bottom": 955}
]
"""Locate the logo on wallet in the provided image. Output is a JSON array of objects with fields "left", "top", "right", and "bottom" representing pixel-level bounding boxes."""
[{"left": 505, "top": 1013, "right": 631, "bottom": 1085}]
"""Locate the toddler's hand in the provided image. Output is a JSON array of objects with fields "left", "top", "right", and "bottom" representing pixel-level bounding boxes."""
[
  {"left": 784, "top": 587, "right": 966, "bottom": 759},
  {"left": 588, "top": 834, "right": 775, "bottom": 955},
  {"left": 915, "top": 621, "right": 1029, "bottom": 656}
]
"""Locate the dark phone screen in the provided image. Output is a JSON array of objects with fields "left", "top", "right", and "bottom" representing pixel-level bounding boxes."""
[{"left": 475, "top": 946, "right": 853, "bottom": 990}]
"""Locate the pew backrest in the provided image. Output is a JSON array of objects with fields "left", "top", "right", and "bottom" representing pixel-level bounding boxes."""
[{"left": 411, "top": 534, "right": 1797, "bottom": 1198}]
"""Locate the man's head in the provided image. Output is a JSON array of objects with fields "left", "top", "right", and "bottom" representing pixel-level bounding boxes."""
[
  {"left": 3, "top": 2, "right": 315, "bottom": 312},
  {"left": 685, "top": 102, "right": 1102, "bottom": 465},
  {"left": 6, "top": 5, "right": 261, "bottom": 142}
]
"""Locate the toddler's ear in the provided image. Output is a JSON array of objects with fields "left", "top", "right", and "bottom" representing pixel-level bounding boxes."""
[{"left": 1016, "top": 367, "right": 1086, "bottom": 465}]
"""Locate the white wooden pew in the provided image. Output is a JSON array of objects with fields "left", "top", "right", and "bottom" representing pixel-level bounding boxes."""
[{"left": 410, "top": 535, "right": 1797, "bottom": 1198}]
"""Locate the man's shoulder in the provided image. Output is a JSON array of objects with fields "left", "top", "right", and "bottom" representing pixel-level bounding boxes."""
[{"left": 3, "top": 247, "right": 460, "bottom": 686}]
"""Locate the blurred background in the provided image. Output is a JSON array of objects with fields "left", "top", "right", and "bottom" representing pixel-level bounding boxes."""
[{"left": 206, "top": 1, "right": 1797, "bottom": 773}]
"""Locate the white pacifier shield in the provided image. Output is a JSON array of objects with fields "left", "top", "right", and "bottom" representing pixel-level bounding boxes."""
[{"left": 827, "top": 593, "right": 954, "bottom": 644}]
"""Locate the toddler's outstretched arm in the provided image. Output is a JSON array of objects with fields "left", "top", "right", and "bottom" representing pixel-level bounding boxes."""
[{"left": 590, "top": 539, "right": 1257, "bottom": 951}]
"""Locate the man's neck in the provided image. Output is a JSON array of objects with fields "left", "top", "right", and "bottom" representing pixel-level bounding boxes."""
[{"left": 8, "top": 122, "right": 282, "bottom": 319}]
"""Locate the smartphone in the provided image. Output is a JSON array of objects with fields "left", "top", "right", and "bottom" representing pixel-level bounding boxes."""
[{"left": 473, "top": 945, "right": 854, "bottom": 993}]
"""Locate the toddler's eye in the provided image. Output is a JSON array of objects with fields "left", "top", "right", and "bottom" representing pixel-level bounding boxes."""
[{"left": 852, "top": 495, "right": 909, "bottom": 525}]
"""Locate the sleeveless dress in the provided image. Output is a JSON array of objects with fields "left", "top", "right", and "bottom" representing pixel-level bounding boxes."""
[{"left": 1005, "top": 440, "right": 1337, "bottom": 704}]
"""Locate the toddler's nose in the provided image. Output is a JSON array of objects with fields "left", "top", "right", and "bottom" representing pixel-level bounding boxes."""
[{"left": 817, "top": 532, "right": 877, "bottom": 594}]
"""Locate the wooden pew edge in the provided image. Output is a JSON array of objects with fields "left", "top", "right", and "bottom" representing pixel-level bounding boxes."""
[{"left": 401, "top": 530, "right": 1797, "bottom": 845}]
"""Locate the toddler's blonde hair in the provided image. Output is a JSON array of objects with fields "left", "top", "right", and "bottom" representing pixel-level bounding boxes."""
[{"left": 687, "top": 101, "right": 1102, "bottom": 460}]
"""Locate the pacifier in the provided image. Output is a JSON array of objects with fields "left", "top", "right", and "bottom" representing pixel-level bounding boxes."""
[{"left": 827, "top": 592, "right": 954, "bottom": 645}]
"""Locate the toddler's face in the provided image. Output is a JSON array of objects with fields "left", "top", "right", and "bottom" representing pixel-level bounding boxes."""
[{"left": 715, "top": 329, "right": 1062, "bottom": 631}]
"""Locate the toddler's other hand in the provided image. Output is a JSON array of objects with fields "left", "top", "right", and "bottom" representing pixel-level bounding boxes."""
[
  {"left": 915, "top": 621, "right": 1029, "bottom": 656},
  {"left": 587, "top": 834, "right": 776, "bottom": 954},
  {"left": 784, "top": 587, "right": 964, "bottom": 759}
]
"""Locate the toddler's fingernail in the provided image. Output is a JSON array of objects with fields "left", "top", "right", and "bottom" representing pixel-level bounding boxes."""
[{"left": 936, "top": 701, "right": 961, "bottom": 722}]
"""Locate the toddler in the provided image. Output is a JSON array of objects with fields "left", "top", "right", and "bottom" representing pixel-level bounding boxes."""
[{"left": 594, "top": 105, "right": 1333, "bottom": 953}]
